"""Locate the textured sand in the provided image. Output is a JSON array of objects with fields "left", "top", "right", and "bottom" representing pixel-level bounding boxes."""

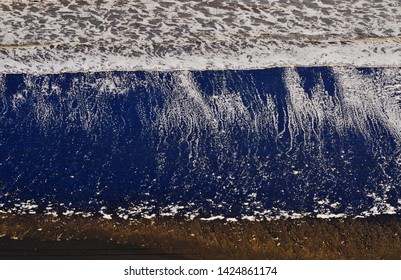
[{"left": 1, "top": 214, "right": 400, "bottom": 259}]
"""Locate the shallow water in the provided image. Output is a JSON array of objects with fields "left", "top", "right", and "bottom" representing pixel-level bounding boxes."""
[{"left": 0, "top": 67, "right": 400, "bottom": 220}]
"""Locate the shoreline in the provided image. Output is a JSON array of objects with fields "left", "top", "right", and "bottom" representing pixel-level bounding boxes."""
[{"left": 1, "top": 214, "right": 400, "bottom": 260}]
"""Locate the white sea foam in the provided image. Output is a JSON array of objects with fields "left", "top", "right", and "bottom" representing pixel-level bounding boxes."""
[
  {"left": 2, "top": 197, "right": 400, "bottom": 220},
  {"left": 1, "top": 0, "right": 400, "bottom": 74},
  {"left": 200, "top": 215, "right": 225, "bottom": 221}
]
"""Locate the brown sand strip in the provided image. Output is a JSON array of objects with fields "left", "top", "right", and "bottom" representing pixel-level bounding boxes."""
[
  {"left": 0, "top": 238, "right": 183, "bottom": 260},
  {"left": 1, "top": 214, "right": 400, "bottom": 260}
]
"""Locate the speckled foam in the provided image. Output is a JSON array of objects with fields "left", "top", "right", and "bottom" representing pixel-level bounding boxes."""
[{"left": 1, "top": 0, "right": 401, "bottom": 74}]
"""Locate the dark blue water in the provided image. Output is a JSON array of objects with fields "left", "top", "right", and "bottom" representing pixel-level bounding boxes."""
[{"left": 0, "top": 67, "right": 400, "bottom": 219}]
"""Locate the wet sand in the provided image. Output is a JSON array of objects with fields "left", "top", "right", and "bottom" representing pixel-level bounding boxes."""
[{"left": 1, "top": 214, "right": 400, "bottom": 260}]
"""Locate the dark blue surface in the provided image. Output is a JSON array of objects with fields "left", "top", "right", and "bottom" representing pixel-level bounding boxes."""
[{"left": 0, "top": 68, "right": 400, "bottom": 219}]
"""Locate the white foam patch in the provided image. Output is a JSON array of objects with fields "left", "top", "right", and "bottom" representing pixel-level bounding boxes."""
[
  {"left": 316, "top": 213, "right": 347, "bottom": 219},
  {"left": 200, "top": 215, "right": 225, "bottom": 221},
  {"left": 1, "top": 198, "right": 399, "bottom": 220},
  {"left": 1, "top": 0, "right": 401, "bottom": 74}
]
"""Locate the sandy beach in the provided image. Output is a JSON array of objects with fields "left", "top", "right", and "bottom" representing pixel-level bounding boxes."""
[{"left": 1, "top": 214, "right": 400, "bottom": 260}]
